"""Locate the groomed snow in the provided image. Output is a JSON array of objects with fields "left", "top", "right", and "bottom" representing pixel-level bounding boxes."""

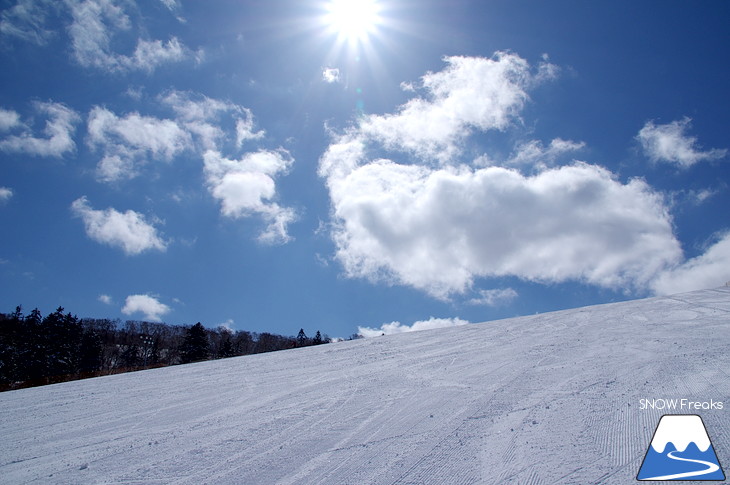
[{"left": 1, "top": 287, "right": 729, "bottom": 484}]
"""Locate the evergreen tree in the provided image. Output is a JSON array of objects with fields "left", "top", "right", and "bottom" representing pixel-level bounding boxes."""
[
  {"left": 78, "top": 326, "right": 103, "bottom": 374},
  {"left": 181, "top": 322, "right": 210, "bottom": 363},
  {"left": 296, "top": 328, "right": 309, "bottom": 347},
  {"left": 21, "top": 309, "right": 47, "bottom": 382},
  {"left": 219, "top": 336, "right": 234, "bottom": 358},
  {"left": 0, "top": 308, "right": 22, "bottom": 386},
  {"left": 313, "top": 331, "right": 323, "bottom": 345},
  {"left": 43, "top": 308, "right": 82, "bottom": 378}
]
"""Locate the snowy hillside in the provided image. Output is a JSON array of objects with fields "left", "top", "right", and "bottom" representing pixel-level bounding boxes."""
[{"left": 1, "top": 287, "right": 729, "bottom": 484}]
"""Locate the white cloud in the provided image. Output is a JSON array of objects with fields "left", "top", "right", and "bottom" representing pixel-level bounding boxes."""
[
  {"left": 507, "top": 138, "right": 585, "bottom": 169},
  {"left": 162, "top": 90, "right": 231, "bottom": 121},
  {"left": 0, "top": 0, "right": 57, "bottom": 45},
  {"left": 160, "top": 90, "right": 264, "bottom": 150},
  {"left": 467, "top": 288, "right": 518, "bottom": 307},
  {"left": 66, "top": 0, "right": 191, "bottom": 72},
  {"left": 0, "top": 108, "right": 22, "bottom": 131},
  {"left": 236, "top": 115, "right": 265, "bottom": 147},
  {"left": 71, "top": 196, "right": 167, "bottom": 255},
  {"left": 637, "top": 117, "right": 727, "bottom": 168},
  {"left": 325, "top": 160, "right": 681, "bottom": 298},
  {"left": 320, "top": 54, "right": 685, "bottom": 299},
  {"left": 87, "top": 106, "right": 191, "bottom": 181},
  {"left": 322, "top": 67, "right": 340, "bottom": 83},
  {"left": 690, "top": 188, "right": 717, "bottom": 205},
  {"left": 359, "top": 53, "right": 555, "bottom": 161},
  {"left": 358, "top": 317, "right": 469, "bottom": 338},
  {"left": 66, "top": 0, "right": 131, "bottom": 70},
  {"left": 122, "top": 294, "right": 171, "bottom": 322},
  {"left": 218, "top": 319, "right": 234, "bottom": 332},
  {"left": 0, "top": 187, "right": 13, "bottom": 203},
  {"left": 651, "top": 233, "right": 730, "bottom": 295},
  {"left": 98, "top": 294, "right": 113, "bottom": 304},
  {"left": 0, "top": 101, "right": 79, "bottom": 157},
  {"left": 85, "top": 91, "right": 295, "bottom": 243},
  {"left": 203, "top": 149, "right": 296, "bottom": 244},
  {"left": 128, "top": 37, "right": 185, "bottom": 72},
  {"left": 158, "top": 0, "right": 179, "bottom": 9}
]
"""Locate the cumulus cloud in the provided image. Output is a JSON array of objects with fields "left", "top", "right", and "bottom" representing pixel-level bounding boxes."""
[
  {"left": 0, "top": 187, "right": 13, "bottom": 203},
  {"left": 98, "top": 294, "right": 113, "bottom": 304},
  {"left": 651, "top": 233, "right": 730, "bottom": 295},
  {"left": 0, "top": 101, "right": 79, "bottom": 157},
  {"left": 122, "top": 294, "right": 171, "bottom": 322},
  {"left": 358, "top": 317, "right": 469, "bottom": 338},
  {"left": 358, "top": 53, "right": 556, "bottom": 161},
  {"left": 86, "top": 90, "right": 295, "bottom": 243},
  {"left": 87, "top": 106, "right": 191, "bottom": 181},
  {"left": 637, "top": 117, "right": 727, "bottom": 168},
  {"left": 66, "top": 0, "right": 191, "bottom": 72},
  {"left": 325, "top": 160, "right": 681, "bottom": 297},
  {"left": 203, "top": 149, "right": 296, "bottom": 244},
  {"left": 468, "top": 288, "right": 518, "bottom": 307},
  {"left": 71, "top": 196, "right": 167, "bottom": 255},
  {"left": 320, "top": 53, "right": 686, "bottom": 299}
]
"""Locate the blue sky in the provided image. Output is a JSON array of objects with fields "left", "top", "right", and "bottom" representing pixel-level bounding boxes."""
[{"left": 1, "top": 0, "right": 728, "bottom": 338}]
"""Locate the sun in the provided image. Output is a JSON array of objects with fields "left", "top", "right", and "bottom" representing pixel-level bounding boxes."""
[{"left": 324, "top": 0, "right": 381, "bottom": 43}]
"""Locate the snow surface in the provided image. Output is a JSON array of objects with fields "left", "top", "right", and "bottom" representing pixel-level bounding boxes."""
[{"left": 1, "top": 287, "right": 729, "bottom": 484}]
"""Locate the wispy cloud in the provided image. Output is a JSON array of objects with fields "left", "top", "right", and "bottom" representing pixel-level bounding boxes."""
[
  {"left": 66, "top": 0, "right": 192, "bottom": 72},
  {"left": 98, "top": 294, "right": 113, "bottom": 304},
  {"left": 0, "top": 0, "right": 58, "bottom": 45},
  {"left": 506, "top": 138, "right": 585, "bottom": 169},
  {"left": 467, "top": 288, "right": 518, "bottom": 307},
  {"left": 320, "top": 53, "right": 684, "bottom": 299},
  {"left": 0, "top": 187, "right": 13, "bottom": 203},
  {"left": 71, "top": 196, "right": 167, "bottom": 255},
  {"left": 637, "top": 117, "right": 727, "bottom": 168},
  {"left": 358, "top": 317, "right": 469, "bottom": 337},
  {"left": 0, "top": 101, "right": 79, "bottom": 157},
  {"left": 122, "top": 294, "right": 171, "bottom": 322}
]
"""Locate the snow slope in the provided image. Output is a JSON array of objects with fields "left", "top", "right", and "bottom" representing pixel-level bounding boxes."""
[{"left": 1, "top": 287, "right": 729, "bottom": 484}]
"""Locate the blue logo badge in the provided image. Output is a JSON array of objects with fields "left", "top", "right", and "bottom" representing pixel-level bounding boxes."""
[{"left": 637, "top": 414, "right": 725, "bottom": 481}]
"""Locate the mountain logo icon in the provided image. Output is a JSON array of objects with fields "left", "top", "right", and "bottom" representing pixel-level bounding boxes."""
[{"left": 637, "top": 414, "right": 726, "bottom": 481}]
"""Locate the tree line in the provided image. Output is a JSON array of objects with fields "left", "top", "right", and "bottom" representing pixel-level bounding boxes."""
[{"left": 0, "top": 305, "right": 331, "bottom": 392}]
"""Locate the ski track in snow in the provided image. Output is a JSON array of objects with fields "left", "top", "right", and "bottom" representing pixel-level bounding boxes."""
[{"left": 1, "top": 287, "right": 729, "bottom": 484}]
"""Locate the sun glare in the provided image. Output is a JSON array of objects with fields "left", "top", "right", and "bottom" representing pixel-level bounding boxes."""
[{"left": 325, "top": 0, "right": 381, "bottom": 42}]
